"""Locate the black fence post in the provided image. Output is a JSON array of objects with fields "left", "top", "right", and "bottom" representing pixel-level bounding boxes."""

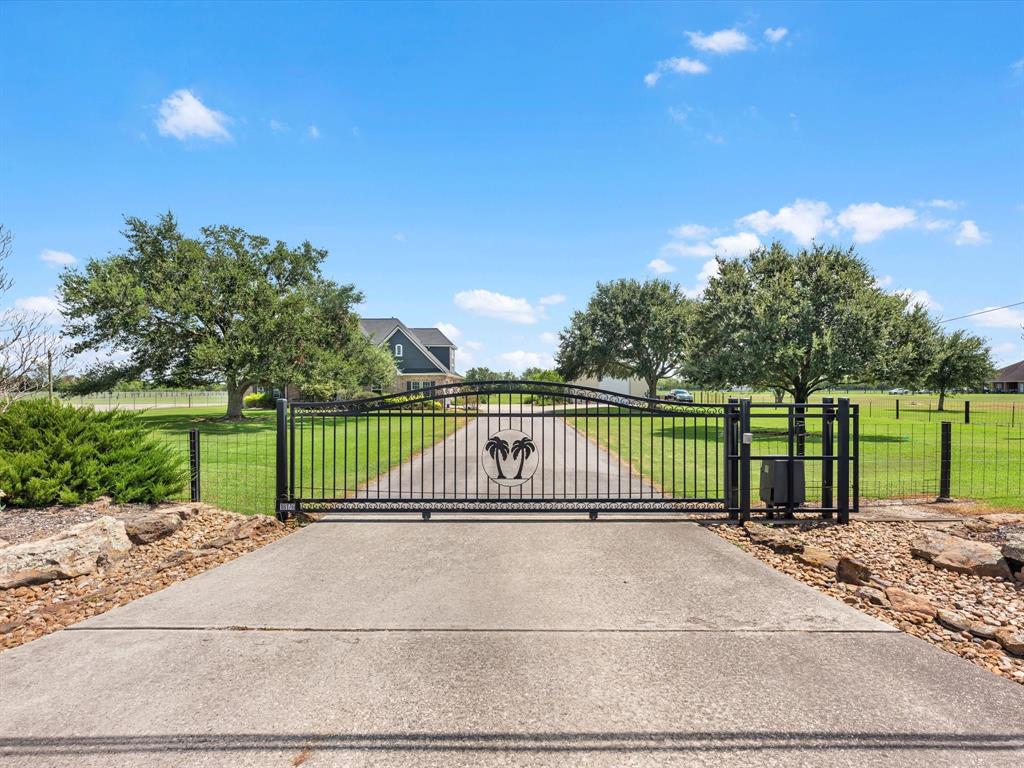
[
  {"left": 724, "top": 401, "right": 737, "bottom": 519},
  {"left": 739, "top": 398, "right": 751, "bottom": 523},
  {"left": 895, "top": 399, "right": 899, "bottom": 420},
  {"left": 821, "top": 397, "right": 834, "bottom": 518},
  {"left": 188, "top": 428, "right": 201, "bottom": 503},
  {"left": 964, "top": 400, "right": 970, "bottom": 425},
  {"left": 275, "top": 398, "right": 290, "bottom": 521},
  {"left": 836, "top": 398, "right": 849, "bottom": 524},
  {"left": 938, "top": 421, "right": 952, "bottom": 501}
]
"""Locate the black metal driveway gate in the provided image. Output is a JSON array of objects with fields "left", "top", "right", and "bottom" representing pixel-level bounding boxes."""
[{"left": 274, "top": 381, "right": 857, "bottom": 522}]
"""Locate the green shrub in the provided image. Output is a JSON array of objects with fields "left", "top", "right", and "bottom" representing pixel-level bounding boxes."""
[
  {"left": 0, "top": 399, "right": 187, "bottom": 507},
  {"left": 244, "top": 391, "right": 275, "bottom": 409}
]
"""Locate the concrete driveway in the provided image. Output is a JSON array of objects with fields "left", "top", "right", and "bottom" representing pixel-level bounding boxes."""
[{"left": 1, "top": 519, "right": 1022, "bottom": 767}]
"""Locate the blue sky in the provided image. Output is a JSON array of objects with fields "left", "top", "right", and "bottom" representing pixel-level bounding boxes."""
[{"left": 1, "top": 0, "right": 1022, "bottom": 374}]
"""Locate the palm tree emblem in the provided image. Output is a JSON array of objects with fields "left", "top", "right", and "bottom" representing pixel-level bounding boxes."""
[
  {"left": 510, "top": 436, "right": 537, "bottom": 480},
  {"left": 484, "top": 435, "right": 510, "bottom": 479}
]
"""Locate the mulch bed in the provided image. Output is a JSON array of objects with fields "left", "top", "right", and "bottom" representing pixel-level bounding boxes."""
[{"left": 0, "top": 500, "right": 292, "bottom": 652}]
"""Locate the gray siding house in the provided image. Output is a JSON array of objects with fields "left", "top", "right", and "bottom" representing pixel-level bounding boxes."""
[{"left": 360, "top": 318, "right": 463, "bottom": 393}]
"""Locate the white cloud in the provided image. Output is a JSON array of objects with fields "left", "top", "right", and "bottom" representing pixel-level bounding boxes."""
[
  {"left": 663, "top": 231, "right": 760, "bottom": 259},
  {"left": 539, "top": 331, "right": 559, "bottom": 345},
  {"left": 306, "top": 125, "right": 320, "bottom": 139},
  {"left": 705, "top": 132, "right": 726, "bottom": 145},
  {"left": 686, "top": 28, "right": 752, "bottom": 54},
  {"left": 645, "top": 57, "right": 709, "bottom": 86},
  {"left": 454, "top": 289, "right": 544, "bottom": 324},
  {"left": 497, "top": 350, "right": 555, "bottom": 373},
  {"left": 156, "top": 89, "right": 232, "bottom": 141},
  {"left": 895, "top": 288, "right": 942, "bottom": 312},
  {"left": 39, "top": 249, "right": 76, "bottom": 267},
  {"left": 14, "top": 295, "right": 60, "bottom": 314},
  {"left": 269, "top": 119, "right": 289, "bottom": 133},
  {"left": 764, "top": 27, "right": 788, "bottom": 43},
  {"left": 682, "top": 259, "right": 722, "bottom": 298},
  {"left": 667, "top": 106, "right": 690, "bottom": 124},
  {"left": 926, "top": 199, "right": 962, "bottom": 210},
  {"left": 670, "top": 224, "right": 713, "bottom": 240},
  {"left": 738, "top": 199, "right": 834, "bottom": 244},
  {"left": 1012, "top": 58, "right": 1024, "bottom": 77},
  {"left": 875, "top": 275, "right": 893, "bottom": 289},
  {"left": 968, "top": 306, "right": 1024, "bottom": 328},
  {"left": 708, "top": 232, "right": 761, "bottom": 258},
  {"left": 436, "top": 322, "right": 462, "bottom": 342},
  {"left": 463, "top": 340, "right": 484, "bottom": 351},
  {"left": 922, "top": 218, "right": 955, "bottom": 231},
  {"left": 954, "top": 220, "right": 989, "bottom": 246},
  {"left": 538, "top": 293, "right": 566, "bottom": 306},
  {"left": 393, "top": 232, "right": 407, "bottom": 242},
  {"left": 647, "top": 258, "right": 676, "bottom": 274},
  {"left": 836, "top": 203, "right": 917, "bottom": 242}
]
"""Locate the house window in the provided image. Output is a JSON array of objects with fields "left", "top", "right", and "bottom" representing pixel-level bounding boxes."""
[
  {"left": 394, "top": 343, "right": 403, "bottom": 358},
  {"left": 407, "top": 381, "right": 422, "bottom": 391}
]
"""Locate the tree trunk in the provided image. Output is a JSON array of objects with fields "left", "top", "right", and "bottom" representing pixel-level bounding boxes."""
[
  {"left": 646, "top": 374, "right": 659, "bottom": 410},
  {"left": 938, "top": 389, "right": 946, "bottom": 412},
  {"left": 226, "top": 379, "right": 246, "bottom": 419}
]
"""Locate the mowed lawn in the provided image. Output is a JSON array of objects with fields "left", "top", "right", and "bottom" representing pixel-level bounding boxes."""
[
  {"left": 568, "top": 407, "right": 1024, "bottom": 510},
  {"left": 138, "top": 406, "right": 462, "bottom": 515}
]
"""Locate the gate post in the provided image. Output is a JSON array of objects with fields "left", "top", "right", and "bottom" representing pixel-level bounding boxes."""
[
  {"left": 836, "top": 398, "right": 850, "bottom": 524},
  {"left": 739, "top": 399, "right": 751, "bottom": 523},
  {"left": 938, "top": 421, "right": 953, "bottom": 501},
  {"left": 188, "top": 428, "right": 201, "bottom": 503},
  {"left": 725, "top": 399, "right": 738, "bottom": 518},
  {"left": 821, "top": 398, "right": 834, "bottom": 518},
  {"left": 275, "top": 398, "right": 290, "bottom": 521}
]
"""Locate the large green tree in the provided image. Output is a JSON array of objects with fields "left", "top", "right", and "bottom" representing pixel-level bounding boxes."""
[
  {"left": 689, "top": 242, "right": 935, "bottom": 403},
  {"left": 60, "top": 213, "right": 394, "bottom": 417},
  {"left": 924, "top": 329, "right": 993, "bottom": 411},
  {"left": 556, "top": 278, "right": 696, "bottom": 401}
]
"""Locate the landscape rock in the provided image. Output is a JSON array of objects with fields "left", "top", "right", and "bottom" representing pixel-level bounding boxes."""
[
  {"left": 936, "top": 609, "right": 971, "bottom": 633},
  {"left": 980, "top": 513, "right": 1024, "bottom": 525},
  {"left": 995, "top": 628, "right": 1024, "bottom": 657},
  {"left": 969, "top": 623, "right": 999, "bottom": 641},
  {"left": 1001, "top": 534, "right": 1024, "bottom": 567},
  {"left": 884, "top": 587, "right": 936, "bottom": 619},
  {"left": 0, "top": 517, "right": 131, "bottom": 589},
  {"left": 909, "top": 530, "right": 1012, "bottom": 579},
  {"left": 853, "top": 585, "right": 888, "bottom": 606},
  {"left": 0, "top": 539, "right": 9, "bottom": 549},
  {"left": 742, "top": 522, "right": 803, "bottom": 554},
  {"left": 115, "top": 510, "right": 182, "bottom": 545},
  {"left": 836, "top": 557, "right": 872, "bottom": 585},
  {"left": 795, "top": 545, "right": 837, "bottom": 570}
]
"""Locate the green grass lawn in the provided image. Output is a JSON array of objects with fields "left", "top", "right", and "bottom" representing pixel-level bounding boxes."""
[{"left": 138, "top": 406, "right": 462, "bottom": 515}]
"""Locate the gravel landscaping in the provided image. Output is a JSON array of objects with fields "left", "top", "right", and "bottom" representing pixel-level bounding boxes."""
[
  {"left": 713, "top": 516, "right": 1024, "bottom": 685},
  {"left": 0, "top": 499, "right": 291, "bottom": 651}
]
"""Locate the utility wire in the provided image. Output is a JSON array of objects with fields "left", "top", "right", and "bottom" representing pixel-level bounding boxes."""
[{"left": 937, "top": 300, "right": 1024, "bottom": 324}]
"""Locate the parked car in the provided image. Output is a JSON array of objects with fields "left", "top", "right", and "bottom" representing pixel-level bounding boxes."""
[
  {"left": 888, "top": 388, "right": 911, "bottom": 395},
  {"left": 665, "top": 388, "right": 694, "bottom": 403}
]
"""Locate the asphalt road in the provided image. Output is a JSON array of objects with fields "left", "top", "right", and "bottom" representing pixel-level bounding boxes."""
[{"left": 1, "top": 519, "right": 1022, "bottom": 767}]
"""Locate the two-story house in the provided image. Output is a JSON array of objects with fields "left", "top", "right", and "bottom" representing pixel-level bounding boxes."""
[{"left": 359, "top": 318, "right": 463, "bottom": 393}]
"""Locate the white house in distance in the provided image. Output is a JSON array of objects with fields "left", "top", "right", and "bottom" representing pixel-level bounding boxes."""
[
  {"left": 571, "top": 375, "right": 649, "bottom": 398},
  {"left": 359, "top": 318, "right": 463, "bottom": 393}
]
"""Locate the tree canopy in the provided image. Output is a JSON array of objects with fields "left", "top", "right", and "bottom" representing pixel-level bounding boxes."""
[
  {"left": 923, "top": 329, "right": 993, "bottom": 410},
  {"left": 59, "top": 213, "right": 394, "bottom": 417},
  {"left": 556, "top": 278, "right": 696, "bottom": 399},
  {"left": 688, "top": 242, "right": 934, "bottom": 403}
]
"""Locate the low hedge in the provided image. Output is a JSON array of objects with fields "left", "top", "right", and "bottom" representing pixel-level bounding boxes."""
[
  {"left": 244, "top": 391, "right": 275, "bottom": 409},
  {"left": 0, "top": 399, "right": 187, "bottom": 507}
]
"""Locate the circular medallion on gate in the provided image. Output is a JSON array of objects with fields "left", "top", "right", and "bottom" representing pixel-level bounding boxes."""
[{"left": 481, "top": 429, "right": 539, "bottom": 487}]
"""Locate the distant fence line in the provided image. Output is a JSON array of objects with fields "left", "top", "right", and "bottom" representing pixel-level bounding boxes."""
[{"left": 55, "top": 390, "right": 229, "bottom": 408}]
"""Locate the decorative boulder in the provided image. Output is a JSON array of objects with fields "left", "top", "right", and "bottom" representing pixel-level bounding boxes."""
[
  {"left": 995, "top": 628, "right": 1024, "bottom": 657},
  {"left": 836, "top": 557, "right": 872, "bottom": 585},
  {"left": 909, "top": 531, "right": 1013, "bottom": 580},
  {"left": 115, "top": 510, "right": 182, "bottom": 545},
  {"left": 0, "top": 516, "right": 132, "bottom": 589},
  {"left": 884, "top": 587, "right": 936, "bottom": 619}
]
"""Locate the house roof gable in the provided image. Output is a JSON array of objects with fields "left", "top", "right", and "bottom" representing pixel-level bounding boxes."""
[
  {"left": 360, "top": 318, "right": 455, "bottom": 374},
  {"left": 993, "top": 359, "right": 1024, "bottom": 383}
]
